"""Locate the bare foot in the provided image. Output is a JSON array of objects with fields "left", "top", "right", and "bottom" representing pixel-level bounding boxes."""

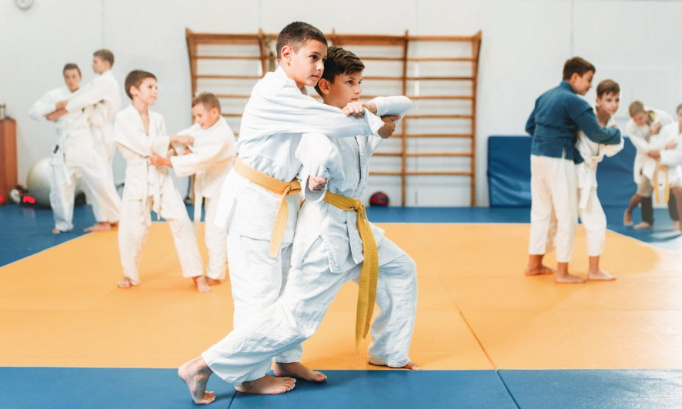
[
  {"left": 206, "top": 277, "right": 221, "bottom": 286},
  {"left": 623, "top": 211, "right": 633, "bottom": 226},
  {"left": 117, "top": 277, "right": 134, "bottom": 289},
  {"left": 369, "top": 360, "right": 421, "bottom": 370},
  {"left": 274, "top": 362, "right": 327, "bottom": 382},
  {"left": 178, "top": 356, "right": 216, "bottom": 404},
  {"left": 51, "top": 228, "right": 62, "bottom": 234},
  {"left": 193, "top": 276, "right": 211, "bottom": 293},
  {"left": 555, "top": 273, "right": 587, "bottom": 284},
  {"left": 634, "top": 222, "right": 652, "bottom": 230},
  {"left": 84, "top": 222, "right": 112, "bottom": 232},
  {"left": 234, "top": 374, "right": 296, "bottom": 395},
  {"left": 674, "top": 221, "right": 680, "bottom": 231},
  {"left": 587, "top": 270, "right": 616, "bottom": 281},
  {"left": 524, "top": 264, "right": 556, "bottom": 276}
]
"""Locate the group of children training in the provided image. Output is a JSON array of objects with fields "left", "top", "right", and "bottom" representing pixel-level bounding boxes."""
[
  {"left": 30, "top": 50, "right": 236, "bottom": 293},
  {"left": 525, "top": 56, "right": 682, "bottom": 284}
]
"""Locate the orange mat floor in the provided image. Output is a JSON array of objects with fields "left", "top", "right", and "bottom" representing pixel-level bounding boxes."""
[{"left": 1, "top": 223, "right": 681, "bottom": 370}]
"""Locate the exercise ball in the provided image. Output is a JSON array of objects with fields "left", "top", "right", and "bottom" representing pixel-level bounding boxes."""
[{"left": 26, "top": 157, "right": 52, "bottom": 207}]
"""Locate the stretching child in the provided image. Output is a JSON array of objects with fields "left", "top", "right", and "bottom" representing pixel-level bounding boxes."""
[
  {"left": 623, "top": 101, "right": 675, "bottom": 229},
  {"left": 525, "top": 57, "right": 621, "bottom": 284},
  {"left": 575, "top": 79, "right": 624, "bottom": 281},
  {"left": 114, "top": 70, "right": 205, "bottom": 291},
  {"left": 178, "top": 21, "right": 395, "bottom": 401},
  {"left": 150, "top": 92, "right": 236, "bottom": 290},
  {"left": 179, "top": 46, "right": 415, "bottom": 405}
]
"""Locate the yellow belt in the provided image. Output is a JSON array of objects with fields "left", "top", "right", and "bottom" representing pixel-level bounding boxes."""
[
  {"left": 233, "top": 157, "right": 301, "bottom": 257},
  {"left": 323, "top": 190, "right": 379, "bottom": 344},
  {"left": 653, "top": 164, "right": 670, "bottom": 205}
]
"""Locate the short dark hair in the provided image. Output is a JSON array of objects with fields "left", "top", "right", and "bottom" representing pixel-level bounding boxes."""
[
  {"left": 596, "top": 79, "right": 620, "bottom": 98},
  {"left": 62, "top": 63, "right": 81, "bottom": 76},
  {"left": 562, "top": 57, "right": 595, "bottom": 80},
  {"left": 124, "top": 70, "right": 156, "bottom": 99},
  {"left": 192, "top": 92, "right": 221, "bottom": 113},
  {"left": 275, "top": 21, "right": 327, "bottom": 59},
  {"left": 93, "top": 49, "right": 115, "bottom": 67},
  {"left": 314, "top": 46, "right": 365, "bottom": 95}
]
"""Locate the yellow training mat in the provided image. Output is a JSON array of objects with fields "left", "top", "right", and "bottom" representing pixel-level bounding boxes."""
[{"left": 1, "top": 223, "right": 681, "bottom": 370}]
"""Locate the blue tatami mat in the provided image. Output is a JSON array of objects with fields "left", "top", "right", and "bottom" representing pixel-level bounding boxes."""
[
  {"left": 0, "top": 367, "right": 236, "bottom": 409},
  {"left": 0, "top": 368, "right": 517, "bottom": 409},
  {"left": 500, "top": 370, "right": 682, "bottom": 409}
]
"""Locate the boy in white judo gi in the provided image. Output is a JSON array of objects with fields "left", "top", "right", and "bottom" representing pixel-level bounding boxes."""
[
  {"left": 178, "top": 45, "right": 414, "bottom": 405},
  {"left": 29, "top": 63, "right": 122, "bottom": 234},
  {"left": 647, "top": 104, "right": 682, "bottom": 233},
  {"left": 114, "top": 70, "right": 204, "bottom": 291},
  {"left": 150, "top": 92, "right": 236, "bottom": 292},
  {"left": 574, "top": 79, "right": 624, "bottom": 281},
  {"left": 623, "top": 101, "right": 676, "bottom": 229},
  {"left": 53, "top": 49, "right": 121, "bottom": 232},
  {"left": 525, "top": 57, "right": 621, "bottom": 284},
  {"left": 178, "top": 21, "right": 397, "bottom": 402}
]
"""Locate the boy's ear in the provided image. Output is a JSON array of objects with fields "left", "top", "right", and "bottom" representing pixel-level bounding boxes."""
[
  {"left": 317, "top": 78, "right": 331, "bottom": 95},
  {"left": 280, "top": 45, "right": 292, "bottom": 64}
]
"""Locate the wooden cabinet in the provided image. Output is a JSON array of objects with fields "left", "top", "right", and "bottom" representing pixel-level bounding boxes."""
[{"left": 0, "top": 118, "right": 18, "bottom": 197}]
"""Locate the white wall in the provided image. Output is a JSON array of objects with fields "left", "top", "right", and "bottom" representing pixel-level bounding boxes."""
[{"left": 2, "top": 0, "right": 681, "bottom": 206}]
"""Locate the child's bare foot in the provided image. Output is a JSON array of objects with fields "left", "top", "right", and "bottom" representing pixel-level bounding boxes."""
[
  {"left": 587, "top": 270, "right": 616, "bottom": 281},
  {"left": 51, "top": 228, "right": 62, "bottom": 234},
  {"left": 117, "top": 277, "right": 134, "bottom": 288},
  {"left": 178, "top": 356, "right": 216, "bottom": 404},
  {"left": 234, "top": 374, "right": 296, "bottom": 395},
  {"left": 206, "top": 277, "right": 221, "bottom": 286},
  {"left": 623, "top": 211, "right": 633, "bottom": 226},
  {"left": 369, "top": 360, "right": 421, "bottom": 370},
  {"left": 555, "top": 273, "right": 587, "bottom": 284},
  {"left": 84, "top": 222, "right": 112, "bottom": 232},
  {"left": 634, "top": 222, "right": 652, "bottom": 229},
  {"left": 193, "top": 276, "right": 211, "bottom": 293},
  {"left": 524, "top": 264, "right": 556, "bottom": 276},
  {"left": 274, "top": 362, "right": 327, "bottom": 382}
]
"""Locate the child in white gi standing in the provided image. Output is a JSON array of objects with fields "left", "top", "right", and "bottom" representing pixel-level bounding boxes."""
[
  {"left": 178, "top": 45, "right": 413, "bottom": 405},
  {"left": 647, "top": 104, "right": 682, "bottom": 233},
  {"left": 178, "top": 22, "right": 396, "bottom": 402},
  {"left": 623, "top": 101, "right": 675, "bottom": 229},
  {"left": 29, "top": 63, "right": 122, "bottom": 234},
  {"left": 150, "top": 92, "right": 236, "bottom": 291},
  {"left": 525, "top": 57, "right": 621, "bottom": 284},
  {"left": 114, "top": 70, "right": 205, "bottom": 292},
  {"left": 575, "top": 79, "right": 624, "bottom": 281},
  {"left": 53, "top": 49, "right": 122, "bottom": 232}
]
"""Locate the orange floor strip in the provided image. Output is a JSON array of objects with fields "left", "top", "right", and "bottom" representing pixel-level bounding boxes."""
[{"left": 1, "top": 223, "right": 681, "bottom": 370}]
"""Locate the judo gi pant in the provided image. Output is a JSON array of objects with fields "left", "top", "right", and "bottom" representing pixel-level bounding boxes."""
[
  {"left": 50, "top": 151, "right": 120, "bottom": 232},
  {"left": 578, "top": 188, "right": 606, "bottom": 257},
  {"left": 118, "top": 193, "right": 203, "bottom": 285},
  {"left": 203, "top": 236, "right": 417, "bottom": 385},
  {"left": 203, "top": 197, "right": 227, "bottom": 280},
  {"left": 529, "top": 155, "right": 577, "bottom": 263}
]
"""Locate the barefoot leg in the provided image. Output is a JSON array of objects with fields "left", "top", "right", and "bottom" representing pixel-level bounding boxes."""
[
  {"left": 178, "top": 356, "right": 216, "bottom": 404},
  {"left": 585, "top": 256, "right": 616, "bottom": 281},
  {"left": 369, "top": 360, "right": 421, "bottom": 370},
  {"left": 193, "top": 276, "right": 211, "bottom": 293},
  {"left": 234, "top": 374, "right": 296, "bottom": 395},
  {"left": 205, "top": 277, "right": 222, "bottom": 286},
  {"left": 624, "top": 194, "right": 642, "bottom": 226},
  {"left": 554, "top": 262, "right": 586, "bottom": 284},
  {"left": 117, "top": 277, "right": 134, "bottom": 289},
  {"left": 84, "top": 222, "right": 112, "bottom": 232},
  {"left": 525, "top": 254, "right": 556, "bottom": 276},
  {"left": 274, "top": 362, "right": 326, "bottom": 382}
]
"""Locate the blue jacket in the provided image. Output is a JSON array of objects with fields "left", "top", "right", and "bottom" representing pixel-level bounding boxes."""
[{"left": 526, "top": 81, "right": 621, "bottom": 163}]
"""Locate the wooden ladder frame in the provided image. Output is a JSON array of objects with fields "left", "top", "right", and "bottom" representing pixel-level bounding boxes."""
[{"left": 186, "top": 29, "right": 482, "bottom": 205}]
